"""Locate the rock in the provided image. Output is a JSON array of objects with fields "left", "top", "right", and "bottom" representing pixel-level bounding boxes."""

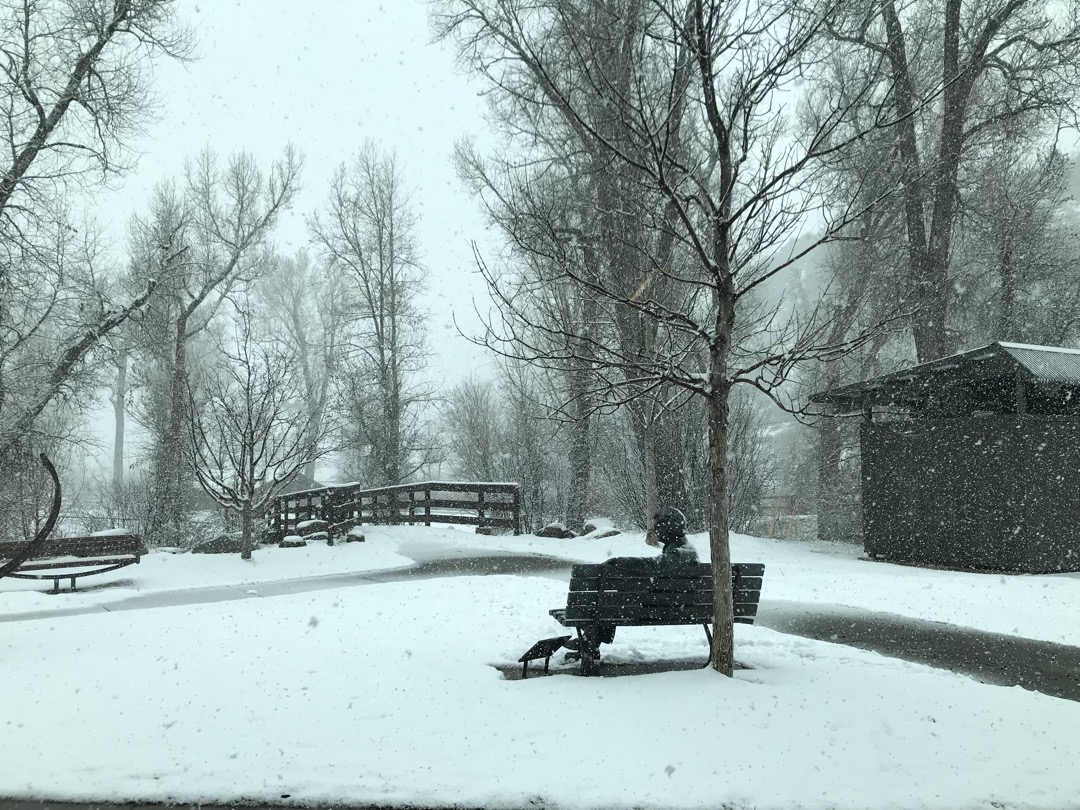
[
  {"left": 345, "top": 526, "right": 366, "bottom": 543},
  {"left": 295, "top": 519, "right": 329, "bottom": 537},
  {"left": 536, "top": 523, "right": 577, "bottom": 539},
  {"left": 192, "top": 533, "right": 244, "bottom": 554},
  {"left": 591, "top": 529, "right": 621, "bottom": 540},
  {"left": 279, "top": 535, "right": 307, "bottom": 548},
  {"left": 475, "top": 526, "right": 496, "bottom": 536},
  {"left": 581, "top": 517, "right": 617, "bottom": 536}
]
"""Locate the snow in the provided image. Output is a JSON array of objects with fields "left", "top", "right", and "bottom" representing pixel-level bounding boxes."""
[
  {"left": 998, "top": 340, "right": 1080, "bottom": 355},
  {"left": 1, "top": 526, "right": 1078, "bottom": 809},
  {"left": 581, "top": 516, "right": 616, "bottom": 532}
]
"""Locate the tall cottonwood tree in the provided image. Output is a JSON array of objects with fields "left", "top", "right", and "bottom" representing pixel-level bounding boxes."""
[
  {"left": 134, "top": 147, "right": 302, "bottom": 547},
  {"left": 452, "top": 3, "right": 711, "bottom": 529},
  {"left": 954, "top": 144, "right": 1080, "bottom": 345},
  {"left": 0, "top": 0, "right": 191, "bottom": 458},
  {"left": 455, "top": 158, "right": 607, "bottom": 528},
  {"left": 823, "top": 0, "right": 1080, "bottom": 362},
  {"left": 438, "top": 0, "right": 919, "bottom": 674},
  {"left": 309, "top": 144, "right": 432, "bottom": 486},
  {"left": 256, "top": 249, "right": 347, "bottom": 481}
]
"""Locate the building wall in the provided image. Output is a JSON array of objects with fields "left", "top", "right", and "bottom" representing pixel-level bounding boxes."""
[{"left": 861, "top": 416, "right": 1080, "bottom": 573}]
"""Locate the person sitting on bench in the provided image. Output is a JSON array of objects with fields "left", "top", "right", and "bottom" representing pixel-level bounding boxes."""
[{"left": 565, "top": 506, "right": 699, "bottom": 659}]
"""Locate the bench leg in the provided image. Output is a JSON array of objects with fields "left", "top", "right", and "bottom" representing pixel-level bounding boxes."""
[
  {"left": 577, "top": 628, "right": 601, "bottom": 676},
  {"left": 702, "top": 624, "right": 713, "bottom": 669}
]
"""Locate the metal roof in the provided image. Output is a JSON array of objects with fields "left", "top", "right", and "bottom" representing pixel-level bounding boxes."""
[
  {"left": 997, "top": 342, "right": 1080, "bottom": 384},
  {"left": 812, "top": 341, "right": 1080, "bottom": 413}
]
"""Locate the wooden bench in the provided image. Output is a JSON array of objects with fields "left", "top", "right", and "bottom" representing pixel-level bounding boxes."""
[
  {"left": 549, "top": 561, "right": 765, "bottom": 674},
  {"left": 0, "top": 532, "right": 147, "bottom": 593}
]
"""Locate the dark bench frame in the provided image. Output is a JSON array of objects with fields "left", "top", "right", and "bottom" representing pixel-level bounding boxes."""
[
  {"left": 0, "top": 533, "right": 147, "bottom": 593},
  {"left": 550, "top": 561, "right": 765, "bottom": 674}
]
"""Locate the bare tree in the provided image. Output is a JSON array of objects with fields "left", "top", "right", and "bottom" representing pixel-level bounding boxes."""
[
  {"left": 255, "top": 249, "right": 347, "bottom": 481},
  {"left": 452, "top": 20, "right": 696, "bottom": 531},
  {"left": 438, "top": 0, "right": 919, "bottom": 674},
  {"left": 0, "top": 0, "right": 191, "bottom": 456},
  {"left": 0, "top": 453, "right": 60, "bottom": 578},
  {"left": 822, "top": 0, "right": 1080, "bottom": 362},
  {"left": 442, "top": 375, "right": 504, "bottom": 481},
  {"left": 442, "top": 366, "right": 567, "bottom": 531},
  {"left": 309, "top": 143, "right": 433, "bottom": 486},
  {"left": 186, "top": 307, "right": 325, "bottom": 559},
  {"left": 498, "top": 361, "right": 566, "bottom": 530},
  {"left": 132, "top": 147, "right": 302, "bottom": 547},
  {"left": 954, "top": 143, "right": 1080, "bottom": 345}
]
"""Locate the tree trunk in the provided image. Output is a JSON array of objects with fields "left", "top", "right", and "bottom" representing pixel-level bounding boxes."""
[
  {"left": 241, "top": 503, "right": 254, "bottom": 560},
  {"left": 707, "top": 371, "right": 734, "bottom": 676},
  {"left": 999, "top": 243, "right": 1017, "bottom": 341},
  {"left": 565, "top": 389, "right": 592, "bottom": 532},
  {"left": 642, "top": 413, "right": 658, "bottom": 529},
  {"left": 112, "top": 350, "right": 128, "bottom": 494},
  {"left": 147, "top": 315, "right": 190, "bottom": 547}
]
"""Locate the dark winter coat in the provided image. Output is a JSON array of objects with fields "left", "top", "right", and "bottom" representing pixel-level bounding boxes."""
[
  {"left": 580, "top": 523, "right": 700, "bottom": 649},
  {"left": 601, "top": 528, "right": 700, "bottom": 571}
]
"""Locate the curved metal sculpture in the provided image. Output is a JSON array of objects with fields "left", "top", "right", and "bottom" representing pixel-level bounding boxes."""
[{"left": 0, "top": 453, "right": 62, "bottom": 580}]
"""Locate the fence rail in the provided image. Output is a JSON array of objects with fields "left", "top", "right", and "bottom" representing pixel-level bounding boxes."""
[{"left": 264, "top": 481, "right": 522, "bottom": 542}]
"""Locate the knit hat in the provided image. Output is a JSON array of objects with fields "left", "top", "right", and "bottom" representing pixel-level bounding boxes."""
[{"left": 653, "top": 506, "right": 687, "bottom": 542}]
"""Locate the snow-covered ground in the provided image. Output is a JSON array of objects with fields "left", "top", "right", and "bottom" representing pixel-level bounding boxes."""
[{"left": 1, "top": 526, "right": 1078, "bottom": 809}]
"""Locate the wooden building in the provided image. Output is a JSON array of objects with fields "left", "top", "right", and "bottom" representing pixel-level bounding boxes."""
[{"left": 813, "top": 342, "right": 1080, "bottom": 573}]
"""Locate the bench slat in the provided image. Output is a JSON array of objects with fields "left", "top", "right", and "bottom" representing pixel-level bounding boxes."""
[
  {"left": 569, "top": 562, "right": 762, "bottom": 582},
  {"left": 568, "top": 575, "right": 710, "bottom": 593},
  {"left": 564, "top": 600, "right": 760, "bottom": 624},
  {"left": 567, "top": 591, "right": 761, "bottom": 609},
  {"left": 570, "top": 578, "right": 764, "bottom": 600},
  {"left": 0, "top": 535, "right": 143, "bottom": 560},
  {"left": 568, "top": 614, "right": 714, "bottom": 626},
  {"left": 732, "top": 563, "right": 766, "bottom": 577},
  {"left": 13, "top": 557, "right": 139, "bottom": 572},
  {"left": 568, "top": 591, "right": 710, "bottom": 608}
]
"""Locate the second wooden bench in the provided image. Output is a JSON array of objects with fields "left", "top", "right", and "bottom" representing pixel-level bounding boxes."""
[{"left": 0, "top": 532, "right": 147, "bottom": 593}]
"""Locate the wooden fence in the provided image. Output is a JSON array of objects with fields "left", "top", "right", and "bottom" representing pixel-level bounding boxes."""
[{"left": 264, "top": 481, "right": 522, "bottom": 542}]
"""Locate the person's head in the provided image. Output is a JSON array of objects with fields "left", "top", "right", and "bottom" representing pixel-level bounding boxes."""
[{"left": 653, "top": 506, "right": 687, "bottom": 545}]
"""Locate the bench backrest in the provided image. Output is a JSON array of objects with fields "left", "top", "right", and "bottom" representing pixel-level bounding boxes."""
[
  {"left": 0, "top": 533, "right": 145, "bottom": 562},
  {"left": 563, "top": 561, "right": 764, "bottom": 626}
]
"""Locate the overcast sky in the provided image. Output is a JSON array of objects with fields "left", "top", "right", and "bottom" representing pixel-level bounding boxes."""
[{"left": 100, "top": 0, "right": 498, "bottom": 386}]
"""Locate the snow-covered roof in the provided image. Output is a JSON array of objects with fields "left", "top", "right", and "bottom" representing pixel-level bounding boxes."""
[
  {"left": 813, "top": 341, "right": 1080, "bottom": 415},
  {"left": 997, "top": 342, "right": 1080, "bottom": 383}
]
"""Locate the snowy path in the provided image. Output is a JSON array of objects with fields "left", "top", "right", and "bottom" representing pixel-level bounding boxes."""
[
  {"left": 4, "top": 550, "right": 1075, "bottom": 703},
  {"left": 0, "top": 553, "right": 570, "bottom": 624},
  {"left": 756, "top": 600, "right": 1080, "bottom": 702}
]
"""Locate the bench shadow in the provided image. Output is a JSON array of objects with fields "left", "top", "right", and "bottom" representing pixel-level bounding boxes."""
[
  {"left": 497, "top": 659, "right": 751, "bottom": 680},
  {"left": 44, "top": 577, "right": 137, "bottom": 594}
]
